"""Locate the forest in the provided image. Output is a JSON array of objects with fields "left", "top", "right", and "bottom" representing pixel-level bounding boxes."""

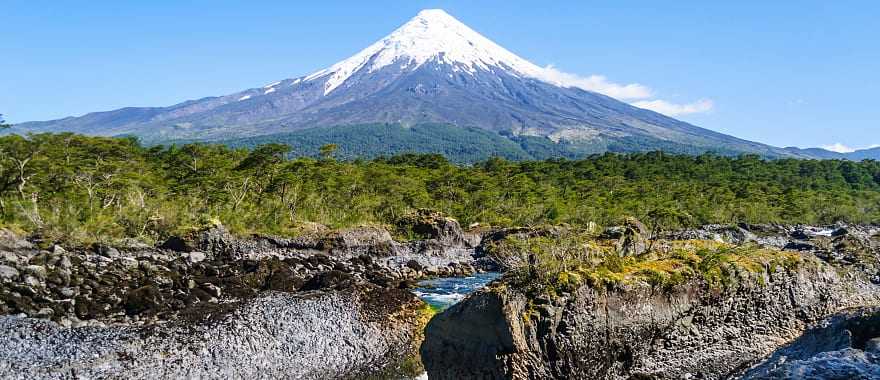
[
  {"left": 0, "top": 132, "right": 878, "bottom": 247},
  {"left": 215, "top": 123, "right": 753, "bottom": 164}
]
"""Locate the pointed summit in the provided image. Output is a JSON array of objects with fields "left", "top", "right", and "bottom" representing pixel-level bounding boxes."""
[
  {"left": 13, "top": 8, "right": 802, "bottom": 161},
  {"left": 305, "top": 9, "right": 546, "bottom": 94}
]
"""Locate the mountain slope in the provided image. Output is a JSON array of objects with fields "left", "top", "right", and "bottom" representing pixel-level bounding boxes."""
[
  {"left": 12, "top": 9, "right": 805, "bottom": 159},
  {"left": 784, "top": 146, "right": 880, "bottom": 161},
  {"left": 847, "top": 147, "right": 880, "bottom": 160}
]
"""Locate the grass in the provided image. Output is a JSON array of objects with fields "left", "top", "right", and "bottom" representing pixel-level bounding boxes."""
[{"left": 499, "top": 231, "right": 804, "bottom": 297}]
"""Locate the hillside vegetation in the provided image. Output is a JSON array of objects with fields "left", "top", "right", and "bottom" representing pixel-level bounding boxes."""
[
  {"left": 211, "top": 123, "right": 764, "bottom": 164},
  {"left": 0, "top": 133, "right": 878, "bottom": 246}
]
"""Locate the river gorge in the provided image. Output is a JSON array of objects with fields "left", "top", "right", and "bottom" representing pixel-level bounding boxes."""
[{"left": 1, "top": 212, "right": 879, "bottom": 379}]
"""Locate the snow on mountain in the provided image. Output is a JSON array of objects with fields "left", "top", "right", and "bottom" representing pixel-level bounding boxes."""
[
  {"left": 304, "top": 9, "right": 548, "bottom": 95},
  {"left": 9, "top": 9, "right": 808, "bottom": 160}
]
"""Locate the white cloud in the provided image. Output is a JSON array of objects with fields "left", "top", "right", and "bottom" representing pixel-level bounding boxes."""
[
  {"left": 820, "top": 143, "right": 880, "bottom": 153},
  {"left": 821, "top": 143, "right": 856, "bottom": 153},
  {"left": 536, "top": 65, "right": 713, "bottom": 117},
  {"left": 631, "top": 99, "right": 715, "bottom": 117},
  {"left": 537, "top": 65, "right": 653, "bottom": 100}
]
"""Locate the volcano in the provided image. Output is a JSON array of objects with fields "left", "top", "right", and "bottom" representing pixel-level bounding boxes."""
[{"left": 12, "top": 9, "right": 805, "bottom": 160}]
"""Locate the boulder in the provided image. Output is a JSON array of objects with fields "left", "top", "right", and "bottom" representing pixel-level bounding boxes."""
[
  {"left": 614, "top": 217, "right": 649, "bottom": 257},
  {"left": 21, "top": 265, "right": 46, "bottom": 280},
  {"left": 93, "top": 244, "right": 121, "bottom": 258},
  {"left": 396, "top": 209, "right": 467, "bottom": 246},
  {"left": 196, "top": 225, "right": 233, "bottom": 255},
  {"left": 0, "top": 229, "right": 33, "bottom": 251},
  {"left": 320, "top": 226, "right": 396, "bottom": 257},
  {"left": 669, "top": 224, "right": 758, "bottom": 245},
  {"left": 158, "top": 236, "right": 193, "bottom": 253},
  {"left": 0, "top": 265, "right": 19, "bottom": 281},
  {"left": 185, "top": 251, "right": 206, "bottom": 263}
]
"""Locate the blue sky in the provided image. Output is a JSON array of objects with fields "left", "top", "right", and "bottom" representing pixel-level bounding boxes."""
[{"left": 2, "top": 0, "right": 877, "bottom": 150}]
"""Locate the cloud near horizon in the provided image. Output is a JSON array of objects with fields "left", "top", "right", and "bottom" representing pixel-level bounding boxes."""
[
  {"left": 538, "top": 65, "right": 653, "bottom": 100},
  {"left": 538, "top": 65, "right": 713, "bottom": 117},
  {"left": 631, "top": 99, "right": 715, "bottom": 117},
  {"left": 821, "top": 143, "right": 880, "bottom": 153}
]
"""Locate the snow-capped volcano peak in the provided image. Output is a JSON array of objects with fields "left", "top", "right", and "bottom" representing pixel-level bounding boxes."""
[{"left": 305, "top": 9, "right": 548, "bottom": 95}]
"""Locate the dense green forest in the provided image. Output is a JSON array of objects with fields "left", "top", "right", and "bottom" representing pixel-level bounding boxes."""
[
  {"left": 210, "top": 123, "right": 751, "bottom": 164},
  {"left": 0, "top": 133, "right": 878, "bottom": 246}
]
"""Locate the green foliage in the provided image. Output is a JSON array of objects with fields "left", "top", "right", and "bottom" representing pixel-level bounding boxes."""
[
  {"left": 503, "top": 232, "right": 804, "bottom": 296},
  {"left": 0, "top": 133, "right": 878, "bottom": 246},
  {"left": 219, "top": 123, "right": 534, "bottom": 163},
  {"left": 319, "top": 143, "right": 338, "bottom": 160},
  {"left": 212, "top": 123, "right": 782, "bottom": 164}
]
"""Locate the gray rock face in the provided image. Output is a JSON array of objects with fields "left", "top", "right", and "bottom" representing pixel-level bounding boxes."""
[
  {"left": 0, "top": 224, "right": 479, "bottom": 379},
  {"left": 0, "top": 265, "right": 18, "bottom": 281},
  {"left": 189, "top": 224, "right": 480, "bottom": 276},
  {"left": 0, "top": 223, "right": 481, "bottom": 325},
  {"left": 396, "top": 209, "right": 469, "bottom": 247},
  {"left": 421, "top": 256, "right": 880, "bottom": 379},
  {"left": 0, "top": 287, "right": 427, "bottom": 379},
  {"left": 321, "top": 226, "right": 397, "bottom": 256},
  {"left": 613, "top": 217, "right": 649, "bottom": 257},
  {"left": 0, "top": 229, "right": 34, "bottom": 251},
  {"left": 752, "top": 349, "right": 880, "bottom": 380},
  {"left": 667, "top": 224, "right": 758, "bottom": 245},
  {"left": 743, "top": 307, "right": 880, "bottom": 379}
]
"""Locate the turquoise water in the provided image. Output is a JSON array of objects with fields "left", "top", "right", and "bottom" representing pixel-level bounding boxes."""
[
  {"left": 411, "top": 272, "right": 500, "bottom": 380},
  {"left": 412, "top": 272, "right": 501, "bottom": 310}
]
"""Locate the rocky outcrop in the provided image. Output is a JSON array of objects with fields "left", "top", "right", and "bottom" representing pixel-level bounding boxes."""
[
  {"left": 602, "top": 217, "right": 650, "bottom": 257},
  {"left": 743, "top": 307, "right": 880, "bottom": 379},
  {"left": 0, "top": 221, "right": 482, "bottom": 379},
  {"left": 396, "top": 209, "right": 469, "bottom": 247},
  {"left": 0, "top": 285, "right": 429, "bottom": 379},
  {"left": 475, "top": 226, "right": 568, "bottom": 271},
  {"left": 665, "top": 224, "right": 758, "bottom": 246},
  {"left": 422, "top": 226, "right": 880, "bottom": 380}
]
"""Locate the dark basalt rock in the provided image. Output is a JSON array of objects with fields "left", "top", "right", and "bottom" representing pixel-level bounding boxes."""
[
  {"left": 0, "top": 224, "right": 473, "bottom": 379},
  {"left": 743, "top": 307, "right": 880, "bottom": 379},
  {"left": 301, "top": 270, "right": 357, "bottom": 291},
  {"left": 615, "top": 217, "right": 649, "bottom": 257},
  {"left": 422, "top": 236, "right": 880, "bottom": 380},
  {"left": 397, "top": 209, "right": 468, "bottom": 246},
  {"left": 158, "top": 236, "right": 192, "bottom": 252}
]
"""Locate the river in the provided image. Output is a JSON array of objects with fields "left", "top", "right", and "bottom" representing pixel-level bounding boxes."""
[
  {"left": 412, "top": 272, "right": 501, "bottom": 310},
  {"left": 409, "top": 272, "right": 501, "bottom": 380}
]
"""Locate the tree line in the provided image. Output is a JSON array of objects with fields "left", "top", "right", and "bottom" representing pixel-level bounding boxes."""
[{"left": 0, "top": 133, "right": 878, "bottom": 246}]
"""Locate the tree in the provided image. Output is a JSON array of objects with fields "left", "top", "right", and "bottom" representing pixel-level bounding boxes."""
[
  {"left": 319, "top": 144, "right": 338, "bottom": 160},
  {"left": 0, "top": 135, "right": 44, "bottom": 225},
  {"left": 645, "top": 207, "right": 693, "bottom": 253},
  {"left": 235, "top": 143, "right": 292, "bottom": 203}
]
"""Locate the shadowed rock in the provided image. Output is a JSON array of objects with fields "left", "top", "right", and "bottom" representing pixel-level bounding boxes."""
[{"left": 422, "top": 251, "right": 880, "bottom": 379}]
